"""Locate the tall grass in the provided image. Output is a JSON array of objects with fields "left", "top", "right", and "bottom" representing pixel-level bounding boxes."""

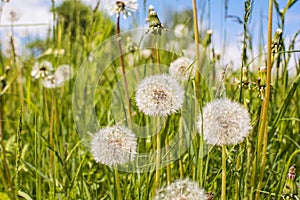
[{"left": 0, "top": 0, "right": 300, "bottom": 199}]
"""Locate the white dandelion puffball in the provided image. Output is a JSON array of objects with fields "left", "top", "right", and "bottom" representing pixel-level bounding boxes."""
[
  {"left": 169, "top": 57, "right": 196, "bottom": 81},
  {"left": 31, "top": 61, "right": 53, "bottom": 80},
  {"left": 91, "top": 126, "right": 137, "bottom": 167},
  {"left": 174, "top": 24, "right": 189, "bottom": 38},
  {"left": 135, "top": 74, "right": 184, "bottom": 116},
  {"left": 55, "top": 64, "right": 74, "bottom": 82},
  {"left": 42, "top": 75, "right": 64, "bottom": 89},
  {"left": 155, "top": 179, "right": 207, "bottom": 200},
  {"left": 197, "top": 98, "right": 252, "bottom": 146},
  {"left": 41, "top": 65, "right": 73, "bottom": 89},
  {"left": 102, "top": 0, "right": 138, "bottom": 18}
]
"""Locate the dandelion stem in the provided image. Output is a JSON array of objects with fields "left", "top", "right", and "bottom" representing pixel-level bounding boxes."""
[
  {"left": 117, "top": 15, "right": 132, "bottom": 127},
  {"left": 165, "top": 131, "right": 171, "bottom": 185},
  {"left": 234, "top": 145, "right": 242, "bottom": 200},
  {"left": 179, "top": 117, "right": 184, "bottom": 179},
  {"left": 154, "top": 130, "right": 161, "bottom": 190},
  {"left": 256, "top": 0, "right": 273, "bottom": 198},
  {"left": 114, "top": 167, "right": 122, "bottom": 200},
  {"left": 50, "top": 88, "right": 54, "bottom": 178},
  {"left": 222, "top": 145, "right": 227, "bottom": 200},
  {"left": 151, "top": 35, "right": 155, "bottom": 65},
  {"left": 155, "top": 37, "right": 161, "bottom": 73},
  {"left": 153, "top": 118, "right": 162, "bottom": 195}
]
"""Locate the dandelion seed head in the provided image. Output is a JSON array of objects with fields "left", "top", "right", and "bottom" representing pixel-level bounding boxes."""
[
  {"left": 155, "top": 179, "right": 207, "bottom": 200},
  {"left": 42, "top": 75, "right": 64, "bottom": 88},
  {"left": 102, "top": 0, "right": 138, "bottom": 18},
  {"left": 135, "top": 74, "right": 184, "bottom": 116},
  {"left": 55, "top": 64, "right": 74, "bottom": 83},
  {"left": 169, "top": 57, "right": 196, "bottom": 81},
  {"left": 197, "top": 98, "right": 252, "bottom": 146},
  {"left": 31, "top": 61, "right": 53, "bottom": 80},
  {"left": 40, "top": 64, "right": 73, "bottom": 89},
  {"left": 91, "top": 126, "right": 137, "bottom": 167}
]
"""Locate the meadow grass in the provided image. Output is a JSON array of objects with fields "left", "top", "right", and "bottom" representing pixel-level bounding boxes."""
[{"left": 0, "top": 0, "right": 300, "bottom": 199}]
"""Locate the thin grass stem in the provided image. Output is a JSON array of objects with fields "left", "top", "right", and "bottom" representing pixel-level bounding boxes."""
[{"left": 255, "top": 0, "right": 273, "bottom": 198}]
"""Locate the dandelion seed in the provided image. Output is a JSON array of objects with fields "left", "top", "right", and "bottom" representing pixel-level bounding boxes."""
[
  {"left": 135, "top": 74, "right": 184, "bottom": 116},
  {"left": 197, "top": 98, "right": 252, "bottom": 146},
  {"left": 91, "top": 126, "right": 137, "bottom": 167},
  {"left": 155, "top": 179, "right": 207, "bottom": 200},
  {"left": 169, "top": 57, "right": 195, "bottom": 81},
  {"left": 31, "top": 61, "right": 53, "bottom": 80},
  {"left": 102, "top": 0, "right": 138, "bottom": 19}
]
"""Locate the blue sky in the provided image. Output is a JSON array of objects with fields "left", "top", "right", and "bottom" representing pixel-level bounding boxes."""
[{"left": 0, "top": 0, "right": 299, "bottom": 67}]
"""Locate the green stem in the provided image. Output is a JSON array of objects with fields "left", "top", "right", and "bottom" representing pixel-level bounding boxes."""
[
  {"left": 179, "top": 117, "right": 184, "bottom": 179},
  {"left": 15, "top": 107, "right": 23, "bottom": 198},
  {"left": 155, "top": 37, "right": 161, "bottom": 73},
  {"left": 116, "top": 15, "right": 132, "bottom": 127},
  {"left": 165, "top": 132, "right": 171, "bottom": 185},
  {"left": 114, "top": 167, "right": 122, "bottom": 200},
  {"left": 50, "top": 89, "right": 55, "bottom": 200},
  {"left": 50, "top": 89, "right": 54, "bottom": 178},
  {"left": 154, "top": 130, "right": 161, "bottom": 191},
  {"left": 234, "top": 145, "right": 241, "bottom": 200},
  {"left": 192, "top": 0, "right": 201, "bottom": 98},
  {"left": 222, "top": 145, "right": 227, "bottom": 200},
  {"left": 256, "top": 0, "right": 273, "bottom": 199},
  {"left": 192, "top": 0, "right": 204, "bottom": 187}
]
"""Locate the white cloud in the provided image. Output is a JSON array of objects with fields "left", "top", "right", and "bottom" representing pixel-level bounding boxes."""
[
  {"left": 0, "top": 0, "right": 102, "bottom": 55},
  {"left": 1, "top": 1, "right": 52, "bottom": 25},
  {"left": 0, "top": 0, "right": 52, "bottom": 39}
]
